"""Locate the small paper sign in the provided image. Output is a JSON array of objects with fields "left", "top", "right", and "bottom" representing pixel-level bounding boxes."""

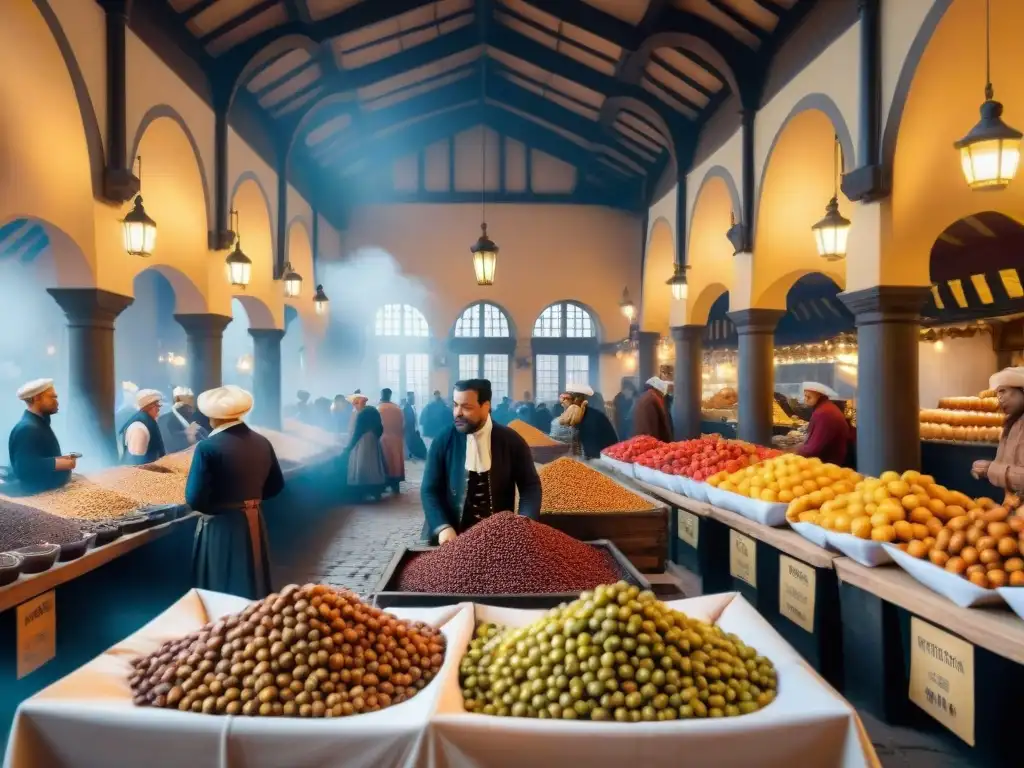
[
  {"left": 17, "top": 590, "right": 56, "bottom": 679},
  {"left": 778, "top": 555, "right": 815, "bottom": 632},
  {"left": 909, "top": 617, "right": 975, "bottom": 745},
  {"left": 729, "top": 529, "right": 757, "bottom": 587},
  {"left": 677, "top": 510, "right": 699, "bottom": 548}
]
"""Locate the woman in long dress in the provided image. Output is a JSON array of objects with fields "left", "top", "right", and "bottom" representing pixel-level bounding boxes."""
[
  {"left": 378, "top": 388, "right": 405, "bottom": 493},
  {"left": 342, "top": 394, "right": 387, "bottom": 501}
]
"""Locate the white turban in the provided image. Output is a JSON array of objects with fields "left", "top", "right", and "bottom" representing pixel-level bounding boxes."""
[
  {"left": 990, "top": 367, "right": 1024, "bottom": 391},
  {"left": 172, "top": 386, "right": 194, "bottom": 399},
  {"left": 646, "top": 377, "right": 670, "bottom": 395},
  {"left": 346, "top": 393, "right": 369, "bottom": 404},
  {"left": 121, "top": 381, "right": 138, "bottom": 394},
  {"left": 565, "top": 383, "right": 594, "bottom": 397},
  {"left": 136, "top": 389, "right": 163, "bottom": 409},
  {"left": 198, "top": 385, "right": 254, "bottom": 420},
  {"left": 803, "top": 381, "right": 839, "bottom": 399},
  {"left": 17, "top": 378, "right": 54, "bottom": 401}
]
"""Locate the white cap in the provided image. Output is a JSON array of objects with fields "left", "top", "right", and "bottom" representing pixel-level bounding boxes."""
[
  {"left": 122, "top": 381, "right": 138, "bottom": 393},
  {"left": 17, "top": 378, "right": 54, "bottom": 401},
  {"left": 346, "top": 392, "right": 369, "bottom": 404},
  {"left": 136, "top": 389, "right": 163, "bottom": 409},
  {"left": 803, "top": 381, "right": 839, "bottom": 399},
  {"left": 646, "top": 377, "right": 669, "bottom": 395},
  {"left": 198, "top": 385, "right": 254, "bottom": 420},
  {"left": 172, "top": 386, "right": 194, "bottom": 399},
  {"left": 565, "top": 382, "right": 594, "bottom": 397},
  {"left": 991, "top": 367, "right": 1024, "bottom": 391}
]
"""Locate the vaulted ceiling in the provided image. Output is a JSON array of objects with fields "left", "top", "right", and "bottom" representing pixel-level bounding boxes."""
[{"left": 151, "top": 0, "right": 816, "bottom": 210}]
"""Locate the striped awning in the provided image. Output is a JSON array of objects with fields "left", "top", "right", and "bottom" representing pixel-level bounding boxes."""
[{"left": 924, "top": 268, "right": 1024, "bottom": 322}]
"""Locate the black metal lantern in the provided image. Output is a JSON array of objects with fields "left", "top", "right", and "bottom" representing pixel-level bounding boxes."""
[
  {"left": 313, "top": 283, "right": 329, "bottom": 316},
  {"left": 811, "top": 135, "right": 851, "bottom": 262},
  {"left": 471, "top": 224, "right": 498, "bottom": 286},
  {"left": 282, "top": 261, "right": 303, "bottom": 298},
  {"left": 122, "top": 156, "right": 157, "bottom": 257},
  {"left": 225, "top": 210, "right": 252, "bottom": 288},
  {"left": 666, "top": 262, "right": 689, "bottom": 301},
  {"left": 619, "top": 287, "right": 636, "bottom": 322}
]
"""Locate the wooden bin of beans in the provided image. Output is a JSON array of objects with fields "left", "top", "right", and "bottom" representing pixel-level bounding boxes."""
[
  {"left": 535, "top": 458, "right": 669, "bottom": 573},
  {"left": 508, "top": 419, "right": 571, "bottom": 464}
]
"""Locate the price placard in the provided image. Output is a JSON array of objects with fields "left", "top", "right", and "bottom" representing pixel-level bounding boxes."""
[
  {"left": 778, "top": 555, "right": 815, "bottom": 632},
  {"left": 729, "top": 529, "right": 757, "bottom": 587},
  {"left": 17, "top": 591, "right": 56, "bottom": 679},
  {"left": 677, "top": 510, "right": 699, "bottom": 548},
  {"left": 908, "top": 617, "right": 975, "bottom": 745}
]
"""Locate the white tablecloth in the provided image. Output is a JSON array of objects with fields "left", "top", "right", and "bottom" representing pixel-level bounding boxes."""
[{"left": 5, "top": 591, "right": 879, "bottom": 768}]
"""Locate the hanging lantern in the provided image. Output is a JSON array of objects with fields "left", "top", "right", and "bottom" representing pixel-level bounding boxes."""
[
  {"left": 619, "top": 287, "right": 636, "bottom": 322},
  {"left": 282, "top": 261, "right": 303, "bottom": 298},
  {"left": 666, "top": 263, "right": 689, "bottom": 301},
  {"left": 122, "top": 156, "right": 157, "bottom": 257},
  {"left": 314, "top": 284, "right": 329, "bottom": 316},
  {"left": 812, "top": 134, "right": 851, "bottom": 261},
  {"left": 954, "top": 0, "right": 1022, "bottom": 190},
  {"left": 225, "top": 210, "right": 252, "bottom": 288},
  {"left": 470, "top": 223, "right": 498, "bottom": 286}
]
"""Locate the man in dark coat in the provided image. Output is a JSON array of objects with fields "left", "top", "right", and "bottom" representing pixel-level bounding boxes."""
[
  {"left": 420, "top": 390, "right": 451, "bottom": 438},
  {"left": 403, "top": 392, "right": 427, "bottom": 459},
  {"left": 532, "top": 402, "right": 552, "bottom": 433},
  {"left": 796, "top": 382, "right": 851, "bottom": 466},
  {"left": 7, "top": 378, "right": 75, "bottom": 493},
  {"left": 492, "top": 396, "right": 513, "bottom": 425},
  {"left": 632, "top": 377, "right": 673, "bottom": 443},
  {"left": 120, "top": 388, "right": 167, "bottom": 465},
  {"left": 159, "top": 386, "right": 206, "bottom": 454},
  {"left": 613, "top": 379, "right": 637, "bottom": 437},
  {"left": 421, "top": 379, "right": 541, "bottom": 544},
  {"left": 188, "top": 385, "right": 285, "bottom": 599},
  {"left": 566, "top": 384, "right": 619, "bottom": 459}
]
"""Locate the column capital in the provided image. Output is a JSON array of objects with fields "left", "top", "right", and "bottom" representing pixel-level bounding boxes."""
[
  {"left": 670, "top": 325, "right": 704, "bottom": 342},
  {"left": 839, "top": 286, "right": 930, "bottom": 325},
  {"left": 48, "top": 288, "right": 133, "bottom": 329},
  {"left": 727, "top": 309, "right": 784, "bottom": 334},
  {"left": 175, "top": 313, "right": 232, "bottom": 337},
  {"left": 249, "top": 328, "right": 286, "bottom": 343}
]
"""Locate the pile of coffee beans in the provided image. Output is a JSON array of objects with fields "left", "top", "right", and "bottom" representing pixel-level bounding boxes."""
[
  {"left": 0, "top": 498, "right": 90, "bottom": 551},
  {"left": 396, "top": 513, "right": 625, "bottom": 594},
  {"left": 4, "top": 477, "right": 140, "bottom": 520},
  {"left": 129, "top": 583, "right": 446, "bottom": 718},
  {"left": 460, "top": 581, "right": 778, "bottom": 721}
]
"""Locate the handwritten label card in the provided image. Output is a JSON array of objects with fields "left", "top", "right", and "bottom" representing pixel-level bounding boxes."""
[
  {"left": 909, "top": 617, "right": 975, "bottom": 745},
  {"left": 729, "top": 529, "right": 757, "bottom": 588},
  {"left": 677, "top": 510, "right": 699, "bottom": 548},
  {"left": 778, "top": 555, "right": 815, "bottom": 632},
  {"left": 17, "top": 590, "right": 56, "bottom": 679}
]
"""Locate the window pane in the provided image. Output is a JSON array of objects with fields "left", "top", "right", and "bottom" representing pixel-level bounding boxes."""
[
  {"left": 565, "top": 355, "right": 590, "bottom": 389},
  {"left": 532, "top": 304, "right": 562, "bottom": 338},
  {"left": 454, "top": 305, "right": 479, "bottom": 337},
  {"left": 483, "top": 303, "right": 509, "bottom": 337},
  {"left": 375, "top": 304, "right": 402, "bottom": 336},
  {"left": 484, "top": 354, "right": 509, "bottom": 402},
  {"left": 378, "top": 353, "right": 401, "bottom": 394},
  {"left": 404, "top": 305, "right": 429, "bottom": 337},
  {"left": 566, "top": 303, "right": 594, "bottom": 338},
  {"left": 535, "top": 354, "right": 560, "bottom": 404},
  {"left": 459, "top": 354, "right": 479, "bottom": 381},
  {"left": 405, "top": 353, "right": 430, "bottom": 407}
]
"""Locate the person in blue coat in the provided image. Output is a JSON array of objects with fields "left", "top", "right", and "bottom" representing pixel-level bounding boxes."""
[
  {"left": 119, "top": 388, "right": 167, "bottom": 465},
  {"left": 188, "top": 385, "right": 285, "bottom": 599},
  {"left": 7, "top": 378, "right": 76, "bottom": 493}
]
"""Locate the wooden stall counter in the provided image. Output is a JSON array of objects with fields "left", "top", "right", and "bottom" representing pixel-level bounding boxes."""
[{"left": 836, "top": 558, "right": 1024, "bottom": 767}]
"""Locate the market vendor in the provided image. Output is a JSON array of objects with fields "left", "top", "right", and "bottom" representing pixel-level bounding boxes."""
[
  {"left": 159, "top": 386, "right": 206, "bottom": 453},
  {"left": 188, "top": 384, "right": 284, "bottom": 599},
  {"left": 119, "top": 388, "right": 167, "bottom": 465},
  {"left": 632, "top": 377, "right": 673, "bottom": 442},
  {"left": 568, "top": 383, "right": 619, "bottom": 459},
  {"left": 342, "top": 392, "right": 387, "bottom": 501},
  {"left": 7, "top": 378, "right": 75, "bottom": 493},
  {"left": 972, "top": 367, "right": 1024, "bottom": 502},
  {"left": 421, "top": 378, "right": 541, "bottom": 544},
  {"left": 796, "top": 382, "right": 850, "bottom": 465}
]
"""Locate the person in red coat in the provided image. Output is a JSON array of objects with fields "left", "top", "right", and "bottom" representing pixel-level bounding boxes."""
[
  {"left": 796, "top": 382, "right": 850, "bottom": 465},
  {"left": 631, "top": 377, "right": 673, "bottom": 443}
]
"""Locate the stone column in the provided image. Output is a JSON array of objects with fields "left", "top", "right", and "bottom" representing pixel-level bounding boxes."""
[
  {"left": 249, "top": 328, "right": 284, "bottom": 429},
  {"left": 174, "top": 314, "right": 232, "bottom": 395},
  {"left": 637, "top": 331, "right": 659, "bottom": 383},
  {"left": 671, "top": 325, "right": 703, "bottom": 440},
  {"left": 727, "top": 309, "right": 784, "bottom": 446},
  {"left": 47, "top": 288, "right": 133, "bottom": 466},
  {"left": 840, "top": 286, "right": 929, "bottom": 476}
]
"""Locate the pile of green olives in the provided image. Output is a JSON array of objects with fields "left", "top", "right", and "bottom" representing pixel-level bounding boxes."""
[{"left": 459, "top": 582, "right": 777, "bottom": 722}]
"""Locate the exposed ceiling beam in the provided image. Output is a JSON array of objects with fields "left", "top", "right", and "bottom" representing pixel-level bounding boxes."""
[
  {"left": 198, "top": 0, "right": 278, "bottom": 45},
  {"left": 705, "top": 0, "right": 767, "bottom": 40}
]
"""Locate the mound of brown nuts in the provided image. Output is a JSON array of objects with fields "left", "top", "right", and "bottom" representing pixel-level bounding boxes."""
[{"left": 128, "top": 583, "right": 446, "bottom": 718}]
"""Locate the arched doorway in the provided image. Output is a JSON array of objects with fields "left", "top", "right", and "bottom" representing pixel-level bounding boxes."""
[
  {"left": 531, "top": 301, "right": 599, "bottom": 404},
  {"left": 372, "top": 303, "right": 431, "bottom": 406}
]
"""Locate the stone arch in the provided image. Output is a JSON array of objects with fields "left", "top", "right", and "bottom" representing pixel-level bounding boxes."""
[
  {"left": 233, "top": 294, "right": 276, "bottom": 330},
  {"left": 759, "top": 268, "right": 846, "bottom": 312},
  {"left": 141, "top": 264, "right": 207, "bottom": 315},
  {"left": 641, "top": 217, "right": 675, "bottom": 333},
  {"left": 688, "top": 166, "right": 741, "bottom": 237},
  {"left": 685, "top": 175, "right": 737, "bottom": 325},
  {"left": 130, "top": 104, "right": 213, "bottom": 232},
  {"left": 229, "top": 175, "right": 277, "bottom": 311},
  {"left": 0, "top": 216, "right": 92, "bottom": 288},
  {"left": 690, "top": 283, "right": 729, "bottom": 327},
  {"left": 285, "top": 217, "right": 314, "bottom": 295}
]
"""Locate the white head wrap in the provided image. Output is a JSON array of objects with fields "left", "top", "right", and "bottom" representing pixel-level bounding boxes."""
[
  {"left": 198, "top": 385, "right": 254, "bottom": 420},
  {"left": 346, "top": 393, "right": 369, "bottom": 404},
  {"left": 17, "top": 378, "right": 54, "bottom": 401},
  {"left": 802, "top": 381, "right": 839, "bottom": 399},
  {"left": 135, "top": 389, "right": 163, "bottom": 409},
  {"left": 565, "top": 382, "right": 594, "bottom": 397},
  {"left": 172, "top": 386, "right": 194, "bottom": 399},
  {"left": 991, "top": 367, "right": 1024, "bottom": 391},
  {"left": 646, "top": 377, "right": 670, "bottom": 395},
  {"left": 122, "top": 381, "right": 139, "bottom": 394}
]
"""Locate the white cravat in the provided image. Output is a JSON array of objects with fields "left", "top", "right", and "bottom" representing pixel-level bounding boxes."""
[
  {"left": 209, "top": 420, "right": 243, "bottom": 437},
  {"left": 465, "top": 416, "right": 493, "bottom": 473}
]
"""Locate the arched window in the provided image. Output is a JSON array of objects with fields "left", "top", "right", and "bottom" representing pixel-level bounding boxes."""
[
  {"left": 531, "top": 301, "right": 599, "bottom": 404},
  {"left": 450, "top": 302, "right": 515, "bottom": 402},
  {"left": 373, "top": 303, "right": 431, "bottom": 407}
]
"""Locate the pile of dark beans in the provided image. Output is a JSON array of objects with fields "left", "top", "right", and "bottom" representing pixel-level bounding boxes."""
[
  {"left": 0, "top": 499, "right": 88, "bottom": 551},
  {"left": 397, "top": 513, "right": 624, "bottom": 594}
]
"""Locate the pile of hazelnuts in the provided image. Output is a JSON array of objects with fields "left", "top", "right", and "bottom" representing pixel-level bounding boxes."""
[{"left": 128, "top": 583, "right": 446, "bottom": 718}]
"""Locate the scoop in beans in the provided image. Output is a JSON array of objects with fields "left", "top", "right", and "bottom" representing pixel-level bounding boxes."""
[
  {"left": 396, "top": 513, "right": 625, "bottom": 594},
  {"left": 538, "top": 458, "right": 655, "bottom": 514}
]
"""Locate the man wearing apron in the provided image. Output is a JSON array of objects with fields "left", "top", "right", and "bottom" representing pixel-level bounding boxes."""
[{"left": 187, "top": 385, "right": 285, "bottom": 598}]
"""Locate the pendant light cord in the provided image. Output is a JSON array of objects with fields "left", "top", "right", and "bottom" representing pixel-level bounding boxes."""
[
  {"left": 480, "top": 63, "right": 487, "bottom": 229},
  {"left": 833, "top": 133, "right": 839, "bottom": 200},
  {"left": 985, "top": 0, "right": 993, "bottom": 100}
]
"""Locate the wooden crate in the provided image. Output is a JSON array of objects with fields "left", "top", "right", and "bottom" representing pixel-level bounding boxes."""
[{"left": 541, "top": 506, "right": 669, "bottom": 573}]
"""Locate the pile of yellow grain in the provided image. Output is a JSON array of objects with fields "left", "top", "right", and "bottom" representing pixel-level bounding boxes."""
[
  {"left": 538, "top": 458, "right": 655, "bottom": 514},
  {"left": 1, "top": 476, "right": 142, "bottom": 520},
  {"left": 88, "top": 466, "right": 188, "bottom": 507},
  {"left": 149, "top": 446, "right": 196, "bottom": 474},
  {"left": 509, "top": 419, "right": 559, "bottom": 447}
]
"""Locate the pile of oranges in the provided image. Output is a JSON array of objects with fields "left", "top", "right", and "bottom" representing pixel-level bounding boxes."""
[{"left": 709, "top": 454, "right": 861, "bottom": 505}]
